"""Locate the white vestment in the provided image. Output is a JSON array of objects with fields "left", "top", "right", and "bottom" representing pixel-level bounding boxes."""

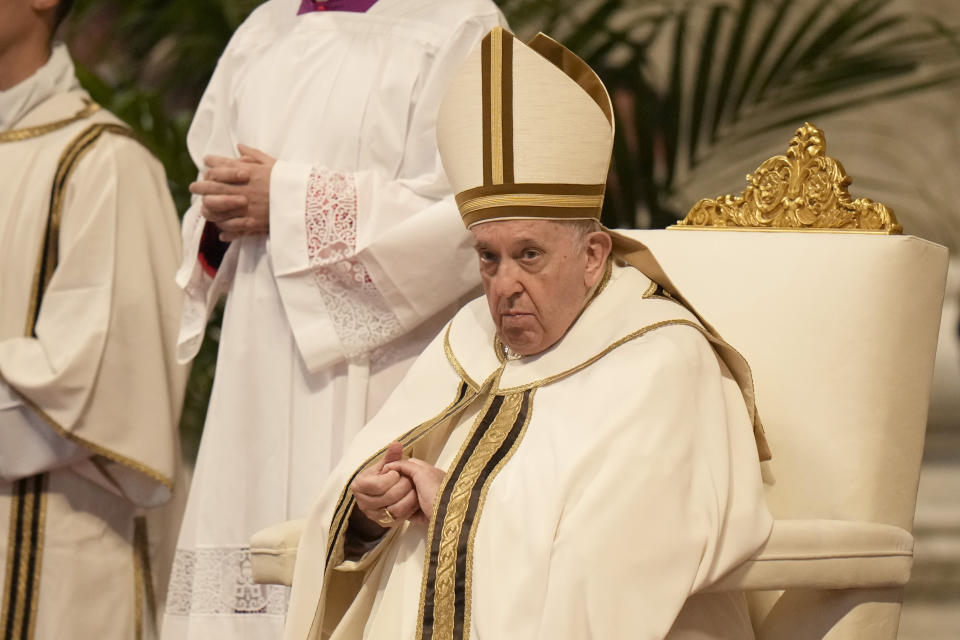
[
  {"left": 0, "top": 45, "right": 187, "bottom": 640},
  {"left": 164, "top": 1, "right": 507, "bottom": 637},
  {"left": 284, "top": 262, "right": 774, "bottom": 640}
]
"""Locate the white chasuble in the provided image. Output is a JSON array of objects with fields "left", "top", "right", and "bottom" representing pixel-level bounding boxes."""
[
  {"left": 0, "top": 46, "right": 187, "bottom": 640},
  {"left": 284, "top": 263, "right": 773, "bottom": 640},
  {"left": 164, "top": 1, "right": 507, "bottom": 637}
]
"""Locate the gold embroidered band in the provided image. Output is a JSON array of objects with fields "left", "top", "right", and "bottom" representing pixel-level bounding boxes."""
[
  {"left": 1, "top": 474, "right": 48, "bottom": 640},
  {"left": 311, "top": 381, "right": 483, "bottom": 639},
  {"left": 417, "top": 389, "right": 534, "bottom": 640},
  {"left": 460, "top": 193, "right": 604, "bottom": 216},
  {"left": 481, "top": 36, "right": 491, "bottom": 186},
  {"left": 481, "top": 27, "right": 514, "bottom": 187},
  {"left": 490, "top": 27, "right": 503, "bottom": 185},
  {"left": 133, "top": 517, "right": 156, "bottom": 640},
  {"left": 456, "top": 183, "right": 606, "bottom": 227},
  {"left": 0, "top": 102, "right": 101, "bottom": 144},
  {"left": 26, "top": 123, "right": 139, "bottom": 337}
]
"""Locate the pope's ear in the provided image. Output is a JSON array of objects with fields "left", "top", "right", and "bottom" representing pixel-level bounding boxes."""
[{"left": 584, "top": 231, "right": 612, "bottom": 286}]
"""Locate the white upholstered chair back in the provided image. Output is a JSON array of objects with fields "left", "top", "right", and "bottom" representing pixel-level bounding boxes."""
[{"left": 621, "top": 123, "right": 948, "bottom": 639}]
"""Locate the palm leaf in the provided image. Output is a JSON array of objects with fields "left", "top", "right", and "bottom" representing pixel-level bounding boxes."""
[{"left": 500, "top": 0, "right": 960, "bottom": 227}]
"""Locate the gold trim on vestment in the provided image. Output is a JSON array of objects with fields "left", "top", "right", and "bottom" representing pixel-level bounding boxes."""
[
  {"left": 132, "top": 516, "right": 155, "bottom": 640},
  {"left": 0, "top": 102, "right": 101, "bottom": 143},
  {"left": 416, "top": 372, "right": 534, "bottom": 640},
  {"left": 26, "top": 483, "right": 45, "bottom": 640},
  {"left": 675, "top": 123, "right": 901, "bottom": 234},
  {"left": 25, "top": 123, "right": 138, "bottom": 336},
  {"left": 13, "top": 122, "right": 174, "bottom": 490},
  {"left": 641, "top": 280, "right": 678, "bottom": 304},
  {"left": 134, "top": 539, "right": 143, "bottom": 640},
  {"left": 12, "top": 483, "right": 35, "bottom": 639},
  {"left": 0, "top": 495, "right": 16, "bottom": 637},
  {"left": 415, "top": 380, "right": 502, "bottom": 640},
  {"left": 496, "top": 319, "right": 705, "bottom": 394},
  {"left": 1, "top": 474, "right": 48, "bottom": 640},
  {"left": 3, "top": 382, "right": 174, "bottom": 490},
  {"left": 444, "top": 325, "right": 480, "bottom": 391},
  {"left": 461, "top": 389, "right": 534, "bottom": 639}
]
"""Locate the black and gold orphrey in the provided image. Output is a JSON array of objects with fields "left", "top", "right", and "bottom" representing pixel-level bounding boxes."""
[
  {"left": 319, "top": 355, "right": 535, "bottom": 640},
  {"left": 0, "top": 117, "right": 137, "bottom": 640},
  {"left": 416, "top": 385, "right": 533, "bottom": 640},
  {"left": 1, "top": 475, "right": 46, "bottom": 640},
  {"left": 454, "top": 27, "right": 609, "bottom": 228}
]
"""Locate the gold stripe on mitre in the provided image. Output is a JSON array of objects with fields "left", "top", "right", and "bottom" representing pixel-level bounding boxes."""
[
  {"left": 441, "top": 27, "right": 615, "bottom": 229},
  {"left": 457, "top": 183, "right": 606, "bottom": 227}
]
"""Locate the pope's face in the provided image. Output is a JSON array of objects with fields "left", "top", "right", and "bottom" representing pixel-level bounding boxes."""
[{"left": 472, "top": 219, "right": 605, "bottom": 357}]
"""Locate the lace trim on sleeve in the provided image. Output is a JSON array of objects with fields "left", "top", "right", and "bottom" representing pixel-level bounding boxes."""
[{"left": 305, "top": 168, "right": 404, "bottom": 357}]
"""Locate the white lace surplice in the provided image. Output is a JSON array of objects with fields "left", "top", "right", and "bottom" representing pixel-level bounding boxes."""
[{"left": 163, "top": 1, "right": 506, "bottom": 638}]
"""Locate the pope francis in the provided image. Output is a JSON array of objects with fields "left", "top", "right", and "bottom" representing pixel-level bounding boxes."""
[{"left": 282, "top": 27, "right": 773, "bottom": 640}]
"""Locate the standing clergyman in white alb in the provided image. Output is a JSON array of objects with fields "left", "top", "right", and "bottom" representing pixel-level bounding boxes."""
[
  {"left": 282, "top": 26, "right": 773, "bottom": 640},
  {"left": 163, "top": 0, "right": 508, "bottom": 637}
]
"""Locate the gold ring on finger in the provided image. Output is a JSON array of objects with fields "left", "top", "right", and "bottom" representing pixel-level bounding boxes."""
[{"left": 376, "top": 507, "right": 395, "bottom": 527}]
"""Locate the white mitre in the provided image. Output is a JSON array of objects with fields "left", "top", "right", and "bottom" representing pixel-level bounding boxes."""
[
  {"left": 437, "top": 27, "right": 612, "bottom": 227},
  {"left": 436, "top": 27, "right": 771, "bottom": 460}
]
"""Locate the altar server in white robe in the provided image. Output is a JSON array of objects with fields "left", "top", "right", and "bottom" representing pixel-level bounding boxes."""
[
  {"left": 164, "top": 0, "right": 507, "bottom": 636},
  {"left": 0, "top": 3, "right": 187, "bottom": 639},
  {"left": 283, "top": 27, "right": 774, "bottom": 640}
]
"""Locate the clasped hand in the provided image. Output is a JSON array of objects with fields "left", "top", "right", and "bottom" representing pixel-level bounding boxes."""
[
  {"left": 190, "top": 144, "right": 276, "bottom": 242},
  {"left": 351, "top": 442, "right": 445, "bottom": 532}
]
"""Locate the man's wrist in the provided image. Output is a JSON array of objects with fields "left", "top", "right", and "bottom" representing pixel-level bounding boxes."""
[{"left": 348, "top": 508, "right": 387, "bottom": 541}]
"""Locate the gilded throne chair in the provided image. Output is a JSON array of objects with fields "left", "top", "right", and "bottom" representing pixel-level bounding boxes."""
[{"left": 248, "top": 124, "right": 949, "bottom": 639}]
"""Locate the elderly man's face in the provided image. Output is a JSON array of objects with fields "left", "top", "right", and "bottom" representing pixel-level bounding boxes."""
[{"left": 472, "top": 219, "right": 610, "bottom": 356}]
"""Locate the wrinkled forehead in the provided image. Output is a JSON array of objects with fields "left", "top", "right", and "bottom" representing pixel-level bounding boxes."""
[{"left": 470, "top": 218, "right": 576, "bottom": 246}]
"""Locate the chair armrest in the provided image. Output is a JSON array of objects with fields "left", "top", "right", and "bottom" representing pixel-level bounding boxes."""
[
  {"left": 705, "top": 519, "right": 914, "bottom": 592},
  {"left": 250, "top": 518, "right": 306, "bottom": 586}
]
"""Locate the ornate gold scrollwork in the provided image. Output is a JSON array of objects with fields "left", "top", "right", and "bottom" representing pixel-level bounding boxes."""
[{"left": 674, "top": 123, "right": 902, "bottom": 233}]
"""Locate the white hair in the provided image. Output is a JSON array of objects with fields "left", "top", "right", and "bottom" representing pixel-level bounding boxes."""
[{"left": 561, "top": 219, "right": 603, "bottom": 252}]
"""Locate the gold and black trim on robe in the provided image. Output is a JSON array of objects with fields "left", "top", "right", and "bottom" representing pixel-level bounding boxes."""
[
  {"left": 25, "top": 122, "right": 138, "bottom": 336},
  {"left": 479, "top": 28, "right": 514, "bottom": 189},
  {"left": 641, "top": 280, "right": 678, "bottom": 304},
  {"left": 323, "top": 380, "right": 477, "bottom": 573},
  {"left": 9, "top": 121, "right": 175, "bottom": 488},
  {"left": 416, "top": 388, "right": 534, "bottom": 640},
  {"left": 1, "top": 475, "right": 48, "bottom": 640},
  {"left": 2, "top": 121, "right": 149, "bottom": 640},
  {"left": 132, "top": 517, "right": 157, "bottom": 640},
  {"left": 0, "top": 102, "right": 101, "bottom": 144}
]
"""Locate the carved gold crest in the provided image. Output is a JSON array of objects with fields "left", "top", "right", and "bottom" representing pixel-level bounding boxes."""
[{"left": 674, "top": 123, "right": 902, "bottom": 233}]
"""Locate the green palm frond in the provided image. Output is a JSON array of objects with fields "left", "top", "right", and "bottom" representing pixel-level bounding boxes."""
[{"left": 498, "top": 0, "right": 960, "bottom": 228}]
